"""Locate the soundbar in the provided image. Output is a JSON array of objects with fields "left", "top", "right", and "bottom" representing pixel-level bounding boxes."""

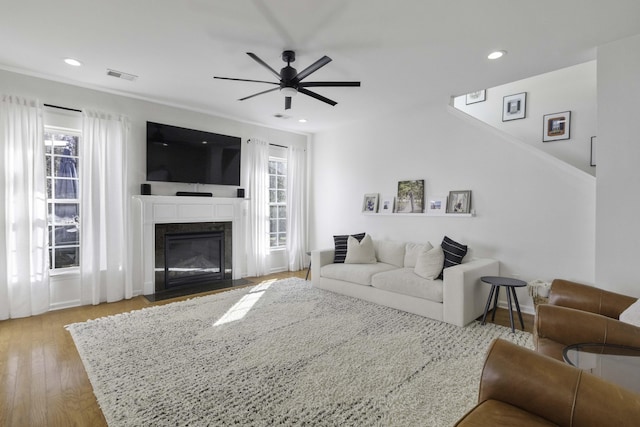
[{"left": 176, "top": 191, "right": 213, "bottom": 197}]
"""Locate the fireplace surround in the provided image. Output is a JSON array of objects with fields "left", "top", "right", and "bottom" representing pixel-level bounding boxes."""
[{"left": 134, "top": 195, "right": 246, "bottom": 295}]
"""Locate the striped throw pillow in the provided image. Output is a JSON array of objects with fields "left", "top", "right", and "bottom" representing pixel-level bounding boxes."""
[
  {"left": 333, "top": 233, "right": 366, "bottom": 263},
  {"left": 438, "top": 235, "right": 468, "bottom": 279}
]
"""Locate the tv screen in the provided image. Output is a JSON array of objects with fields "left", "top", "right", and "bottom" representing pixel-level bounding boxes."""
[{"left": 146, "top": 122, "right": 241, "bottom": 185}]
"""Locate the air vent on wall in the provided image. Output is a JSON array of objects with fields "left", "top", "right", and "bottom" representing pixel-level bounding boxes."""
[{"left": 106, "top": 69, "right": 138, "bottom": 81}]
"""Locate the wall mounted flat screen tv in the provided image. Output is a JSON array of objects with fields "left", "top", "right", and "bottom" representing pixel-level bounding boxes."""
[{"left": 146, "top": 121, "right": 241, "bottom": 185}]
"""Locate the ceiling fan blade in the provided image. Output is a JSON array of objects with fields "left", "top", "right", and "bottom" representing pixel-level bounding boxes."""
[
  {"left": 296, "top": 56, "right": 332, "bottom": 81},
  {"left": 298, "top": 88, "right": 337, "bottom": 106},
  {"left": 285, "top": 97, "right": 292, "bottom": 110},
  {"left": 246, "top": 52, "right": 281, "bottom": 80},
  {"left": 239, "top": 87, "right": 279, "bottom": 101},
  {"left": 299, "top": 81, "right": 361, "bottom": 88},
  {"left": 214, "top": 76, "right": 278, "bottom": 85}
]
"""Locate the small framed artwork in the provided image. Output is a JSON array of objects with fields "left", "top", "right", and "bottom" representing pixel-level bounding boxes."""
[
  {"left": 379, "top": 195, "right": 395, "bottom": 213},
  {"left": 590, "top": 136, "right": 597, "bottom": 166},
  {"left": 426, "top": 195, "right": 447, "bottom": 216},
  {"left": 447, "top": 190, "right": 472, "bottom": 214},
  {"left": 466, "top": 90, "right": 486, "bottom": 105},
  {"left": 362, "top": 193, "right": 379, "bottom": 213},
  {"left": 543, "top": 111, "right": 571, "bottom": 142},
  {"left": 396, "top": 180, "right": 425, "bottom": 213},
  {"left": 502, "top": 92, "right": 526, "bottom": 121}
]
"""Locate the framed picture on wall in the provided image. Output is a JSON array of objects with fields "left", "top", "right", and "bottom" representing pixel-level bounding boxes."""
[
  {"left": 396, "top": 180, "right": 425, "bottom": 213},
  {"left": 362, "top": 193, "right": 379, "bottom": 213},
  {"left": 447, "top": 190, "right": 472, "bottom": 214},
  {"left": 502, "top": 92, "right": 527, "bottom": 121},
  {"left": 543, "top": 111, "right": 571, "bottom": 142},
  {"left": 466, "top": 90, "right": 486, "bottom": 105}
]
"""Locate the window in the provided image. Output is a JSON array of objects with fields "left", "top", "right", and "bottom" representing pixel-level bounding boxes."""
[
  {"left": 45, "top": 127, "right": 80, "bottom": 269},
  {"left": 268, "top": 157, "right": 287, "bottom": 248}
]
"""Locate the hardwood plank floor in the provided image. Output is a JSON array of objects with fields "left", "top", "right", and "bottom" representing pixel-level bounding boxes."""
[{"left": 0, "top": 270, "right": 532, "bottom": 427}]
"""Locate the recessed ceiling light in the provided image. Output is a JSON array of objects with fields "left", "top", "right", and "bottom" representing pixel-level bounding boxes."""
[
  {"left": 298, "top": 119, "right": 307, "bottom": 123},
  {"left": 488, "top": 50, "right": 506, "bottom": 60},
  {"left": 64, "top": 58, "right": 82, "bottom": 66}
]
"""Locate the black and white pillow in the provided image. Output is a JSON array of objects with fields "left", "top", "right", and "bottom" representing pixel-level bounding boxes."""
[
  {"left": 438, "top": 235, "right": 468, "bottom": 279},
  {"left": 333, "top": 232, "right": 366, "bottom": 263}
]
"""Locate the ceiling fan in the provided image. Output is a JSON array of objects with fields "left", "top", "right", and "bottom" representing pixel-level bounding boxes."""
[{"left": 214, "top": 50, "right": 360, "bottom": 110}]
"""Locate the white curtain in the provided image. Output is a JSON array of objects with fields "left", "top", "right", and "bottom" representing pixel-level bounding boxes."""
[
  {"left": 0, "top": 95, "right": 49, "bottom": 319},
  {"left": 286, "top": 145, "right": 307, "bottom": 271},
  {"left": 244, "top": 139, "right": 270, "bottom": 277},
  {"left": 81, "top": 110, "right": 131, "bottom": 305}
]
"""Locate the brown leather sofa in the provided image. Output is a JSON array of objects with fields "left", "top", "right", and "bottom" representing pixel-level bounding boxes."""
[
  {"left": 454, "top": 339, "right": 640, "bottom": 426},
  {"left": 534, "top": 279, "right": 640, "bottom": 360}
]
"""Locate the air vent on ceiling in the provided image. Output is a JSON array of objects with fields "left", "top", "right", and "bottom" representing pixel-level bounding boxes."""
[{"left": 106, "top": 69, "right": 138, "bottom": 81}]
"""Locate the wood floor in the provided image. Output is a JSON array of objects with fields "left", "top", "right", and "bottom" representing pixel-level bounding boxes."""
[{"left": 0, "top": 271, "right": 533, "bottom": 427}]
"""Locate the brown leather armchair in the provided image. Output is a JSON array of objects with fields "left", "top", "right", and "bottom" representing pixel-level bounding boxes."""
[
  {"left": 534, "top": 279, "right": 640, "bottom": 360},
  {"left": 455, "top": 339, "right": 640, "bottom": 426}
]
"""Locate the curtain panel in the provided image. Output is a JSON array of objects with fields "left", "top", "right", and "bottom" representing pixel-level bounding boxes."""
[
  {"left": 0, "top": 95, "right": 49, "bottom": 319},
  {"left": 286, "top": 145, "right": 307, "bottom": 271},
  {"left": 243, "top": 139, "right": 270, "bottom": 277},
  {"left": 81, "top": 110, "right": 132, "bottom": 305}
]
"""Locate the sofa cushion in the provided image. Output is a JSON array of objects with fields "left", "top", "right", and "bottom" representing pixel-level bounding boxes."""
[
  {"left": 438, "top": 235, "right": 468, "bottom": 280},
  {"left": 414, "top": 246, "right": 445, "bottom": 279},
  {"left": 374, "top": 240, "right": 406, "bottom": 267},
  {"left": 321, "top": 262, "right": 397, "bottom": 286},
  {"left": 404, "top": 242, "right": 433, "bottom": 268},
  {"left": 333, "top": 232, "right": 366, "bottom": 263},
  {"left": 345, "top": 234, "right": 377, "bottom": 264},
  {"left": 371, "top": 268, "right": 443, "bottom": 302}
]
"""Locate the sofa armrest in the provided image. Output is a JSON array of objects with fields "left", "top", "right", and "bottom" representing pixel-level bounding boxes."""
[
  {"left": 456, "top": 339, "right": 640, "bottom": 427},
  {"left": 310, "top": 248, "right": 334, "bottom": 287},
  {"left": 533, "top": 304, "right": 640, "bottom": 360},
  {"left": 442, "top": 258, "right": 499, "bottom": 327},
  {"left": 549, "top": 279, "right": 637, "bottom": 318}
]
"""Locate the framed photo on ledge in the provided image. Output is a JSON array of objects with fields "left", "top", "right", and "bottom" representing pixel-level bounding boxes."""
[
  {"left": 362, "top": 193, "right": 379, "bottom": 213},
  {"left": 502, "top": 92, "right": 526, "bottom": 121},
  {"left": 465, "top": 90, "right": 486, "bottom": 105},
  {"left": 379, "top": 195, "right": 395, "bottom": 213},
  {"left": 543, "top": 111, "right": 571, "bottom": 142},
  {"left": 427, "top": 195, "right": 447, "bottom": 216},
  {"left": 396, "top": 180, "right": 425, "bottom": 213},
  {"left": 447, "top": 190, "right": 472, "bottom": 214}
]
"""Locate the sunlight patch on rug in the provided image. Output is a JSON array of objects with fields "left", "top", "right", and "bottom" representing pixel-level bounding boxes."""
[{"left": 67, "top": 278, "right": 533, "bottom": 426}]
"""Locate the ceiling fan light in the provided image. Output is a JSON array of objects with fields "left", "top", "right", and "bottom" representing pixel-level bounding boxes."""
[{"left": 281, "top": 87, "right": 297, "bottom": 97}]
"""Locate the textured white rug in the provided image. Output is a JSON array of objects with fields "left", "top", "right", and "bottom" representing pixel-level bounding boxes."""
[{"left": 67, "top": 278, "right": 532, "bottom": 426}]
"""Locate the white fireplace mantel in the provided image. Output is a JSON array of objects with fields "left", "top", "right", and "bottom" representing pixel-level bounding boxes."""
[{"left": 133, "top": 195, "right": 246, "bottom": 295}]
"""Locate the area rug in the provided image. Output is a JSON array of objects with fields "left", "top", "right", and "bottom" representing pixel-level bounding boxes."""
[{"left": 67, "top": 278, "right": 532, "bottom": 426}]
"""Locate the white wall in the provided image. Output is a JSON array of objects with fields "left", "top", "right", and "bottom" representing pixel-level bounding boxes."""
[
  {"left": 596, "top": 34, "right": 640, "bottom": 297},
  {"left": 454, "top": 61, "right": 597, "bottom": 176},
  {"left": 310, "top": 102, "right": 596, "bottom": 312},
  {"left": 0, "top": 69, "right": 308, "bottom": 309}
]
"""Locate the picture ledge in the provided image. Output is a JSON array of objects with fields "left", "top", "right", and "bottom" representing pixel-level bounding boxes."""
[{"left": 363, "top": 212, "right": 475, "bottom": 218}]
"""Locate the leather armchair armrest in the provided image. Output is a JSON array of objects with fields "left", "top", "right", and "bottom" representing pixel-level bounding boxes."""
[
  {"left": 549, "top": 279, "right": 636, "bottom": 318},
  {"left": 534, "top": 304, "right": 640, "bottom": 360}
]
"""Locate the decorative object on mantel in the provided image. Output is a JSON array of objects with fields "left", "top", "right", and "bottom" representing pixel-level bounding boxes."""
[
  {"left": 396, "top": 180, "right": 425, "bottom": 213},
  {"left": 447, "top": 190, "right": 472, "bottom": 214},
  {"left": 426, "top": 195, "right": 447, "bottom": 216},
  {"left": 502, "top": 92, "right": 526, "bottom": 121},
  {"left": 465, "top": 90, "right": 486, "bottom": 105},
  {"left": 543, "top": 111, "right": 571, "bottom": 142},
  {"left": 590, "top": 136, "right": 597, "bottom": 166},
  {"left": 362, "top": 193, "right": 379, "bottom": 212},
  {"left": 379, "top": 194, "right": 395, "bottom": 213},
  {"left": 527, "top": 279, "right": 551, "bottom": 306},
  {"left": 66, "top": 278, "right": 532, "bottom": 427}
]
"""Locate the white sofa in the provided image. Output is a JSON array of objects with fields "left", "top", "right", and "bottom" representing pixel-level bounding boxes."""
[{"left": 311, "top": 239, "right": 499, "bottom": 327}]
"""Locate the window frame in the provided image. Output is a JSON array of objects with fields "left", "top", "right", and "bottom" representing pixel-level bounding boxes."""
[
  {"left": 268, "top": 156, "right": 287, "bottom": 249},
  {"left": 44, "top": 125, "right": 81, "bottom": 273}
]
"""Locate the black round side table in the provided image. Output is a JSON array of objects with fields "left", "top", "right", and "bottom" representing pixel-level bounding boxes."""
[{"left": 480, "top": 276, "right": 526, "bottom": 332}]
